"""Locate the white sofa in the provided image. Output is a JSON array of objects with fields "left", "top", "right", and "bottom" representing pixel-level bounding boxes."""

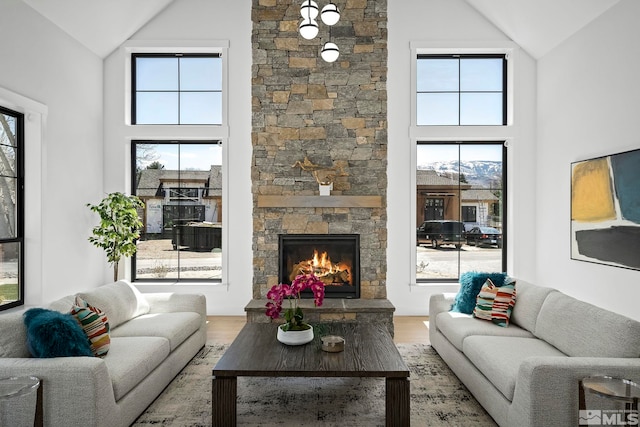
[
  {"left": 0, "top": 280, "right": 206, "bottom": 427},
  {"left": 429, "top": 280, "right": 640, "bottom": 427}
]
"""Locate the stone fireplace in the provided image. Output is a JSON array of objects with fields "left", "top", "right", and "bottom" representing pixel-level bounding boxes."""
[
  {"left": 279, "top": 234, "right": 360, "bottom": 299},
  {"left": 247, "top": 0, "right": 392, "bottom": 332}
]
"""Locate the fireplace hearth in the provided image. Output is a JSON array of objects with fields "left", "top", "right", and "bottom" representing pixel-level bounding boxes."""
[{"left": 279, "top": 234, "right": 360, "bottom": 299}]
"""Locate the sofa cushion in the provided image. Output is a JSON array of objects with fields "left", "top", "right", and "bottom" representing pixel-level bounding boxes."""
[
  {"left": 451, "top": 272, "right": 508, "bottom": 314},
  {"left": 47, "top": 295, "right": 76, "bottom": 313},
  {"left": 110, "top": 312, "right": 201, "bottom": 351},
  {"left": 0, "top": 311, "right": 30, "bottom": 358},
  {"left": 473, "top": 279, "right": 517, "bottom": 327},
  {"left": 23, "top": 308, "right": 93, "bottom": 358},
  {"left": 535, "top": 292, "right": 640, "bottom": 358},
  {"left": 509, "top": 280, "right": 556, "bottom": 333},
  {"left": 104, "top": 336, "right": 170, "bottom": 401},
  {"left": 70, "top": 296, "right": 111, "bottom": 357},
  {"left": 77, "top": 280, "right": 150, "bottom": 329},
  {"left": 463, "top": 336, "right": 567, "bottom": 401},
  {"left": 436, "top": 311, "right": 534, "bottom": 351}
]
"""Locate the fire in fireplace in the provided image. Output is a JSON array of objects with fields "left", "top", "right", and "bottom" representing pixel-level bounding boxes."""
[{"left": 279, "top": 234, "right": 360, "bottom": 299}]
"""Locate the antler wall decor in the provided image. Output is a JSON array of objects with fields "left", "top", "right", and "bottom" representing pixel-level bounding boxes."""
[{"left": 292, "top": 156, "right": 349, "bottom": 185}]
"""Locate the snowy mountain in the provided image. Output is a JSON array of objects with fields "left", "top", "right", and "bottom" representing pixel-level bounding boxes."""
[{"left": 418, "top": 160, "right": 502, "bottom": 188}]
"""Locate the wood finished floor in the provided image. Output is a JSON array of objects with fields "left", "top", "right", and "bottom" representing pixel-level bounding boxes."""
[{"left": 206, "top": 316, "right": 430, "bottom": 345}]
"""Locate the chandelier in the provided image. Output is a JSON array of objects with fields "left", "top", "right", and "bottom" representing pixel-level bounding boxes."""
[{"left": 298, "top": 0, "right": 341, "bottom": 63}]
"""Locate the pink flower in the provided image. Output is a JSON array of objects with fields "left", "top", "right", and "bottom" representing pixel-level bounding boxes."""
[
  {"left": 265, "top": 301, "right": 281, "bottom": 319},
  {"left": 281, "top": 284, "right": 293, "bottom": 297},
  {"left": 265, "top": 274, "right": 325, "bottom": 328}
]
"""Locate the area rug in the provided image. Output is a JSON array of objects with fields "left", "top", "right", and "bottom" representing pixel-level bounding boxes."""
[{"left": 132, "top": 343, "right": 497, "bottom": 426}]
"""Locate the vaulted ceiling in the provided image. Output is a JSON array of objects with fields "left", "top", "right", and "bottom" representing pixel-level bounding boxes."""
[
  {"left": 20, "top": 0, "right": 620, "bottom": 59},
  {"left": 19, "top": 0, "right": 174, "bottom": 58},
  {"left": 464, "top": 0, "right": 620, "bottom": 59}
]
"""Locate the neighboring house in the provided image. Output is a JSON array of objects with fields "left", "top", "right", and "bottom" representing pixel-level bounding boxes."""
[
  {"left": 416, "top": 169, "right": 501, "bottom": 229},
  {"left": 416, "top": 169, "right": 472, "bottom": 225},
  {"left": 461, "top": 188, "right": 502, "bottom": 230},
  {"left": 136, "top": 166, "right": 222, "bottom": 236}
]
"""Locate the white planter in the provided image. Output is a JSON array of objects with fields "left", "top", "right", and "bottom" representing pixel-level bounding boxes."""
[
  {"left": 319, "top": 183, "right": 333, "bottom": 196},
  {"left": 277, "top": 324, "right": 314, "bottom": 345}
]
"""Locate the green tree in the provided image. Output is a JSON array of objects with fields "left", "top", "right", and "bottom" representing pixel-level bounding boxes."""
[
  {"left": 87, "top": 193, "right": 144, "bottom": 282},
  {"left": 0, "top": 114, "right": 17, "bottom": 237},
  {"left": 146, "top": 161, "right": 165, "bottom": 169}
]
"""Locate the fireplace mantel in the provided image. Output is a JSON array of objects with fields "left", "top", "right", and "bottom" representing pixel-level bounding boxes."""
[{"left": 257, "top": 195, "right": 383, "bottom": 208}]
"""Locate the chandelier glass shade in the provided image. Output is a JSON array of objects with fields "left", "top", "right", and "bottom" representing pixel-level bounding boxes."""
[
  {"left": 299, "top": 18, "right": 319, "bottom": 40},
  {"left": 300, "top": 0, "right": 319, "bottom": 19},
  {"left": 298, "top": 1, "right": 341, "bottom": 63},
  {"left": 321, "top": 3, "right": 340, "bottom": 26},
  {"left": 321, "top": 42, "right": 340, "bottom": 62}
]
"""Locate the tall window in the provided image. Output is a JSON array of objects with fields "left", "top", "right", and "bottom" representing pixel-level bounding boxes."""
[
  {"left": 0, "top": 106, "right": 24, "bottom": 310},
  {"left": 416, "top": 54, "right": 506, "bottom": 126},
  {"left": 132, "top": 141, "right": 222, "bottom": 281},
  {"left": 416, "top": 143, "right": 506, "bottom": 281},
  {"left": 132, "top": 53, "right": 222, "bottom": 125}
]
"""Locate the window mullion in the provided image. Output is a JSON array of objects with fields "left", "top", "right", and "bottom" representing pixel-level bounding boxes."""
[
  {"left": 177, "top": 56, "right": 181, "bottom": 125},
  {"left": 457, "top": 58, "right": 461, "bottom": 126}
]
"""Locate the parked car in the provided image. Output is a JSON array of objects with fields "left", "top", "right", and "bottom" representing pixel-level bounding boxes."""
[
  {"left": 465, "top": 226, "right": 502, "bottom": 248},
  {"left": 417, "top": 220, "right": 464, "bottom": 249},
  {"left": 462, "top": 222, "right": 479, "bottom": 238}
]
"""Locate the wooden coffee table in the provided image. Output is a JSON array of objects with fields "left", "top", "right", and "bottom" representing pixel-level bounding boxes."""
[{"left": 212, "top": 322, "right": 410, "bottom": 426}]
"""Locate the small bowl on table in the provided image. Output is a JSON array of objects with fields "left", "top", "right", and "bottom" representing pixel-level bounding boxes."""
[{"left": 321, "top": 335, "right": 345, "bottom": 353}]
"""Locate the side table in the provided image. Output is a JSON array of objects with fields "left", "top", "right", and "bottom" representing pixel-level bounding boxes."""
[
  {"left": 579, "top": 376, "right": 640, "bottom": 426},
  {"left": 0, "top": 376, "right": 43, "bottom": 427}
]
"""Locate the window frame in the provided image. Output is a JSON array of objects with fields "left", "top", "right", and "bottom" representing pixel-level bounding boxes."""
[
  {"left": 409, "top": 41, "right": 517, "bottom": 286},
  {"left": 123, "top": 40, "right": 229, "bottom": 130},
  {"left": 0, "top": 105, "right": 25, "bottom": 311},
  {"left": 130, "top": 139, "right": 223, "bottom": 283},
  {"left": 416, "top": 54, "right": 507, "bottom": 126},
  {"left": 123, "top": 40, "right": 229, "bottom": 285},
  {"left": 415, "top": 141, "right": 507, "bottom": 283},
  {"left": 131, "top": 52, "right": 223, "bottom": 126}
]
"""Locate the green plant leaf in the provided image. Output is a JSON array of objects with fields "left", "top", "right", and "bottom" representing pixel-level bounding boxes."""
[{"left": 87, "top": 192, "right": 144, "bottom": 279}]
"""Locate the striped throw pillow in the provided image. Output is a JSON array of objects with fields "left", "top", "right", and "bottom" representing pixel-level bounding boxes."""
[
  {"left": 473, "top": 279, "right": 517, "bottom": 327},
  {"left": 70, "top": 296, "right": 111, "bottom": 357}
]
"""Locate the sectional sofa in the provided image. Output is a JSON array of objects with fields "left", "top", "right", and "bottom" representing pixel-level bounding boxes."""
[
  {"left": 429, "top": 279, "right": 640, "bottom": 426},
  {"left": 0, "top": 280, "right": 206, "bottom": 427}
]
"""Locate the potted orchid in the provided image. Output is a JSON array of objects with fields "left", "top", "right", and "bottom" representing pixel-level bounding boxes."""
[{"left": 265, "top": 273, "right": 325, "bottom": 345}]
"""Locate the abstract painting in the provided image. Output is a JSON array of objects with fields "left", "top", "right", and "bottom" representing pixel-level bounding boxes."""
[{"left": 571, "top": 148, "right": 640, "bottom": 270}]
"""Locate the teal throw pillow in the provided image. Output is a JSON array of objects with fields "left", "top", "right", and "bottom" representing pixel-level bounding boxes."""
[
  {"left": 23, "top": 308, "right": 93, "bottom": 358},
  {"left": 450, "top": 271, "right": 508, "bottom": 314}
]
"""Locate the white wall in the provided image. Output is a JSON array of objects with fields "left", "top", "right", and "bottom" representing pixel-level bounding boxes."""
[
  {"left": 103, "top": 0, "right": 253, "bottom": 315},
  {"left": 8, "top": 0, "right": 633, "bottom": 320},
  {"left": 387, "top": 0, "right": 538, "bottom": 314},
  {"left": 0, "top": 0, "right": 105, "bottom": 307},
  {"left": 102, "top": 0, "right": 539, "bottom": 316},
  {"left": 537, "top": 0, "right": 640, "bottom": 321}
]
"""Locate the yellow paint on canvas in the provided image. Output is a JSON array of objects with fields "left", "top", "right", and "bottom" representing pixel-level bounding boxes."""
[{"left": 571, "top": 158, "right": 616, "bottom": 222}]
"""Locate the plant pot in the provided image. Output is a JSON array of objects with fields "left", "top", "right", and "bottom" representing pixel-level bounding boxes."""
[
  {"left": 319, "top": 183, "right": 332, "bottom": 196},
  {"left": 277, "top": 324, "right": 314, "bottom": 345}
]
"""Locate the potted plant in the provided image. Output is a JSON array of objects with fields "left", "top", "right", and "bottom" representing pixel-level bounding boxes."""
[
  {"left": 87, "top": 192, "right": 144, "bottom": 282},
  {"left": 265, "top": 273, "right": 325, "bottom": 345}
]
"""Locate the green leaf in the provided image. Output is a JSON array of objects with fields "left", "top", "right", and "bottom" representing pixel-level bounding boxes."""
[{"left": 87, "top": 192, "right": 144, "bottom": 271}]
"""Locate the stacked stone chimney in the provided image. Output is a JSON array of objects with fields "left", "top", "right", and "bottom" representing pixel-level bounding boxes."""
[{"left": 251, "top": 0, "right": 388, "bottom": 302}]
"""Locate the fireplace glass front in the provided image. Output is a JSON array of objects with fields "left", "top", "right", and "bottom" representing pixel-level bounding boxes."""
[{"left": 279, "top": 234, "right": 360, "bottom": 299}]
